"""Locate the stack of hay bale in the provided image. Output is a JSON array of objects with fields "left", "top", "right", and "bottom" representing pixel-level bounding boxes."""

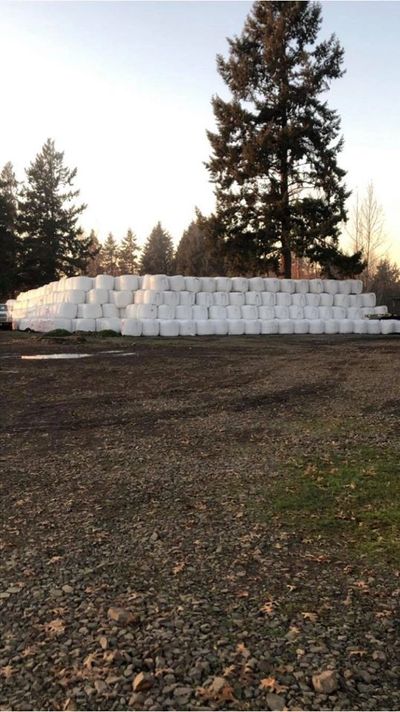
[{"left": 11, "top": 274, "right": 398, "bottom": 335}]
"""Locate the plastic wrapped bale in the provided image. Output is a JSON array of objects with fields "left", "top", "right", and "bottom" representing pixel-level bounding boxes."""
[
  {"left": 241, "top": 305, "right": 258, "bottom": 320},
  {"left": 245, "top": 291, "right": 262, "bottom": 306},
  {"left": 169, "top": 275, "right": 185, "bottom": 291},
  {"left": 212, "top": 290, "right": 230, "bottom": 306},
  {"left": 347, "top": 307, "right": 362, "bottom": 320},
  {"left": 209, "top": 306, "right": 227, "bottom": 319},
  {"left": 333, "top": 293, "right": 350, "bottom": 308},
  {"left": 158, "top": 304, "right": 175, "bottom": 320},
  {"left": 381, "top": 320, "right": 397, "bottom": 334},
  {"left": 137, "top": 304, "right": 157, "bottom": 319},
  {"left": 309, "top": 319, "right": 325, "bottom": 334},
  {"left": 158, "top": 319, "right": 179, "bottom": 337},
  {"left": 216, "top": 277, "right": 232, "bottom": 292},
  {"left": 148, "top": 274, "right": 168, "bottom": 291},
  {"left": 200, "top": 277, "right": 216, "bottom": 292},
  {"left": 179, "top": 320, "right": 197, "bottom": 336},
  {"left": 231, "top": 277, "right": 248, "bottom": 292},
  {"left": 142, "top": 319, "right": 160, "bottom": 336},
  {"left": 77, "top": 304, "right": 102, "bottom": 319},
  {"left": 294, "top": 279, "right": 309, "bottom": 294},
  {"left": 332, "top": 306, "right": 346, "bottom": 319},
  {"left": 324, "top": 319, "right": 339, "bottom": 334},
  {"left": 126, "top": 304, "right": 139, "bottom": 318},
  {"left": 280, "top": 279, "right": 295, "bottom": 293},
  {"left": 179, "top": 291, "right": 195, "bottom": 306},
  {"left": 338, "top": 319, "right": 354, "bottom": 334},
  {"left": 162, "top": 291, "right": 179, "bottom": 307},
  {"left": 259, "top": 306, "right": 275, "bottom": 320},
  {"left": 274, "top": 305, "right": 289, "bottom": 319},
  {"left": 352, "top": 319, "right": 368, "bottom": 334},
  {"left": 305, "top": 293, "right": 320, "bottom": 307},
  {"left": 87, "top": 288, "right": 109, "bottom": 305},
  {"left": 119, "top": 308, "right": 127, "bottom": 318},
  {"left": 192, "top": 305, "right": 208, "bottom": 320},
  {"left": 338, "top": 280, "right": 352, "bottom": 295},
  {"left": 248, "top": 277, "right": 264, "bottom": 291},
  {"left": 142, "top": 275, "right": 152, "bottom": 289},
  {"left": 62, "top": 290, "right": 85, "bottom": 304},
  {"left": 185, "top": 277, "right": 202, "bottom": 293},
  {"left": 121, "top": 319, "right": 142, "bottom": 336},
  {"left": 244, "top": 319, "right": 261, "bottom": 334},
  {"left": 264, "top": 278, "right": 280, "bottom": 292},
  {"left": 308, "top": 279, "right": 323, "bottom": 294},
  {"left": 210, "top": 319, "right": 228, "bottom": 335},
  {"left": 96, "top": 317, "right": 121, "bottom": 333},
  {"left": 115, "top": 275, "right": 140, "bottom": 291},
  {"left": 227, "top": 319, "right": 244, "bottom": 335},
  {"left": 294, "top": 319, "right": 309, "bottom": 334},
  {"left": 72, "top": 318, "right": 95, "bottom": 332},
  {"left": 361, "top": 293, "right": 377, "bottom": 308},
  {"left": 229, "top": 292, "right": 245, "bottom": 306},
  {"left": 227, "top": 305, "right": 241, "bottom": 319},
  {"left": 348, "top": 294, "right": 363, "bottom": 308},
  {"left": 109, "top": 290, "right": 133, "bottom": 308},
  {"left": 69, "top": 276, "right": 93, "bottom": 291},
  {"left": 196, "top": 320, "right": 215, "bottom": 336},
  {"left": 39, "top": 318, "right": 73, "bottom": 332},
  {"left": 143, "top": 290, "right": 163, "bottom": 306},
  {"left": 292, "top": 293, "right": 307, "bottom": 307},
  {"left": 196, "top": 292, "right": 213, "bottom": 307},
  {"left": 102, "top": 304, "right": 119, "bottom": 318},
  {"left": 176, "top": 305, "right": 192, "bottom": 320},
  {"left": 261, "top": 292, "right": 275, "bottom": 307},
  {"left": 323, "top": 279, "right": 339, "bottom": 295},
  {"left": 349, "top": 279, "right": 363, "bottom": 294},
  {"left": 134, "top": 290, "right": 145, "bottom": 304},
  {"left": 95, "top": 275, "right": 114, "bottom": 290},
  {"left": 289, "top": 305, "right": 304, "bottom": 320},
  {"left": 276, "top": 292, "right": 292, "bottom": 307},
  {"left": 360, "top": 307, "right": 375, "bottom": 318},
  {"left": 278, "top": 319, "right": 294, "bottom": 334},
  {"left": 375, "top": 305, "right": 388, "bottom": 315},
  {"left": 260, "top": 319, "right": 279, "bottom": 334},
  {"left": 304, "top": 306, "right": 319, "bottom": 320},
  {"left": 395, "top": 321, "right": 400, "bottom": 333},
  {"left": 320, "top": 293, "right": 334, "bottom": 307},
  {"left": 54, "top": 303, "right": 78, "bottom": 319},
  {"left": 318, "top": 306, "right": 333, "bottom": 320}
]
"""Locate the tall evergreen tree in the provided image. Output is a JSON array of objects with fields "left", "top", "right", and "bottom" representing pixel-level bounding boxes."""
[
  {"left": 118, "top": 228, "right": 140, "bottom": 273},
  {"left": 84, "top": 229, "right": 103, "bottom": 277},
  {"left": 175, "top": 213, "right": 225, "bottom": 275},
  {"left": 140, "top": 222, "right": 175, "bottom": 274},
  {"left": 206, "top": 0, "right": 364, "bottom": 277},
  {"left": 18, "top": 138, "right": 88, "bottom": 288},
  {"left": 101, "top": 232, "right": 119, "bottom": 275},
  {"left": 0, "top": 162, "right": 19, "bottom": 298}
]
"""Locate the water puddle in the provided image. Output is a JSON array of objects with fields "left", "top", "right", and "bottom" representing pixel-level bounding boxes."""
[{"left": 21, "top": 354, "right": 91, "bottom": 360}]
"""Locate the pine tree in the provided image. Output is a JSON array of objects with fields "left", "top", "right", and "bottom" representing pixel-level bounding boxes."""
[
  {"left": 101, "top": 232, "right": 119, "bottom": 275},
  {"left": 140, "top": 222, "right": 175, "bottom": 274},
  {"left": 18, "top": 138, "right": 88, "bottom": 288},
  {"left": 175, "top": 221, "right": 207, "bottom": 275},
  {"left": 85, "top": 229, "right": 103, "bottom": 277},
  {"left": 0, "top": 162, "right": 19, "bottom": 298},
  {"left": 206, "top": 0, "right": 364, "bottom": 277},
  {"left": 118, "top": 228, "right": 140, "bottom": 273}
]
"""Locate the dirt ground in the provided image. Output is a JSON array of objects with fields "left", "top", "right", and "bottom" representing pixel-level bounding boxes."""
[{"left": 0, "top": 331, "right": 399, "bottom": 711}]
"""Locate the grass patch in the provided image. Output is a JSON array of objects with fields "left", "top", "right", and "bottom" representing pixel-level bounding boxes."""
[
  {"left": 253, "top": 446, "right": 400, "bottom": 563},
  {"left": 96, "top": 329, "right": 120, "bottom": 338},
  {"left": 42, "top": 329, "right": 72, "bottom": 338}
]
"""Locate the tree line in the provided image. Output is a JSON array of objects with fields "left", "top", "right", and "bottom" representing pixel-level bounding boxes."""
[{"left": 1, "top": 1, "right": 399, "bottom": 301}]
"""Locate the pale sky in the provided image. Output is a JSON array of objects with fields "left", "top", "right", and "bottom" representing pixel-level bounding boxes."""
[{"left": 0, "top": 0, "right": 399, "bottom": 262}]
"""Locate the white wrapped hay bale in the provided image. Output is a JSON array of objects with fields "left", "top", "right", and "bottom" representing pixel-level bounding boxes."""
[
  {"left": 332, "top": 306, "right": 346, "bottom": 319},
  {"left": 294, "top": 319, "right": 309, "bottom": 334},
  {"left": 185, "top": 276, "right": 202, "bottom": 293},
  {"left": 320, "top": 293, "right": 334, "bottom": 307},
  {"left": 169, "top": 275, "right": 185, "bottom": 291},
  {"left": 244, "top": 319, "right": 261, "bottom": 334},
  {"left": 309, "top": 279, "right": 323, "bottom": 294},
  {"left": 280, "top": 279, "right": 295, "bottom": 293},
  {"left": 305, "top": 293, "right": 320, "bottom": 307},
  {"left": 126, "top": 304, "right": 139, "bottom": 318},
  {"left": 142, "top": 275, "right": 152, "bottom": 289},
  {"left": 216, "top": 276, "right": 232, "bottom": 292},
  {"left": 350, "top": 279, "right": 363, "bottom": 294},
  {"left": 318, "top": 306, "right": 333, "bottom": 320},
  {"left": 338, "top": 319, "right": 354, "bottom": 334},
  {"left": 227, "top": 319, "right": 244, "bottom": 335},
  {"left": 323, "top": 279, "right": 339, "bottom": 295},
  {"left": 276, "top": 292, "right": 292, "bottom": 307},
  {"left": 69, "top": 276, "right": 93, "bottom": 291},
  {"left": 137, "top": 304, "right": 157, "bottom": 319},
  {"left": 210, "top": 319, "right": 228, "bottom": 335},
  {"left": 227, "top": 305, "right": 241, "bottom": 319},
  {"left": 264, "top": 278, "right": 280, "bottom": 292},
  {"left": 54, "top": 303, "right": 78, "bottom": 319},
  {"left": 119, "top": 308, "right": 127, "bottom": 318},
  {"left": 179, "top": 320, "right": 197, "bottom": 336},
  {"left": 309, "top": 319, "right": 325, "bottom": 334},
  {"left": 338, "top": 280, "right": 352, "bottom": 295},
  {"left": 260, "top": 319, "right": 279, "bottom": 334},
  {"left": 196, "top": 292, "right": 214, "bottom": 307},
  {"left": 261, "top": 292, "right": 275, "bottom": 306},
  {"left": 196, "top": 320, "right": 215, "bottom": 335},
  {"left": 289, "top": 305, "right": 304, "bottom": 320},
  {"left": 149, "top": 274, "right": 169, "bottom": 291},
  {"left": 294, "top": 279, "right": 309, "bottom": 294},
  {"left": 40, "top": 318, "right": 73, "bottom": 332},
  {"left": 213, "top": 291, "right": 229, "bottom": 306},
  {"left": 142, "top": 319, "right": 160, "bottom": 336},
  {"left": 245, "top": 291, "right": 262, "bottom": 306},
  {"left": 381, "top": 320, "right": 397, "bottom": 334},
  {"left": 324, "top": 319, "right": 339, "bottom": 334},
  {"left": 209, "top": 306, "right": 227, "bottom": 319},
  {"left": 259, "top": 306, "right": 275, "bottom": 320},
  {"left": 110, "top": 290, "right": 133, "bottom": 308},
  {"left": 77, "top": 304, "right": 102, "bottom": 319},
  {"left": 274, "top": 305, "right": 289, "bottom": 319},
  {"left": 121, "top": 319, "right": 142, "bottom": 336},
  {"left": 87, "top": 288, "right": 109, "bottom": 305},
  {"left": 229, "top": 292, "right": 245, "bottom": 306},
  {"left": 241, "top": 305, "right": 258, "bottom": 320},
  {"left": 158, "top": 304, "right": 175, "bottom": 320},
  {"left": 159, "top": 320, "right": 179, "bottom": 337},
  {"left": 72, "top": 318, "right": 96, "bottom": 332},
  {"left": 231, "top": 277, "right": 248, "bottom": 292},
  {"left": 95, "top": 275, "right": 114, "bottom": 290},
  {"left": 143, "top": 290, "right": 163, "bottom": 306},
  {"left": 179, "top": 291, "right": 195, "bottom": 306},
  {"left": 63, "top": 290, "right": 85, "bottom": 304},
  {"left": 248, "top": 277, "right": 264, "bottom": 291},
  {"left": 304, "top": 306, "right": 319, "bottom": 320},
  {"left": 192, "top": 305, "right": 208, "bottom": 320},
  {"left": 278, "top": 319, "right": 294, "bottom": 334},
  {"left": 292, "top": 293, "right": 307, "bottom": 307},
  {"left": 201, "top": 277, "right": 216, "bottom": 292},
  {"left": 102, "top": 304, "right": 119, "bottom": 318},
  {"left": 348, "top": 307, "right": 362, "bottom": 320},
  {"left": 115, "top": 275, "right": 140, "bottom": 291},
  {"left": 96, "top": 317, "right": 121, "bottom": 332},
  {"left": 333, "top": 293, "right": 350, "bottom": 308},
  {"left": 351, "top": 319, "right": 367, "bottom": 334},
  {"left": 176, "top": 305, "right": 193, "bottom": 320},
  {"left": 374, "top": 305, "right": 388, "bottom": 315},
  {"left": 134, "top": 290, "right": 145, "bottom": 304},
  {"left": 360, "top": 306, "right": 375, "bottom": 317},
  {"left": 361, "top": 293, "right": 376, "bottom": 308},
  {"left": 348, "top": 294, "right": 363, "bottom": 308},
  {"left": 162, "top": 291, "right": 179, "bottom": 307}
]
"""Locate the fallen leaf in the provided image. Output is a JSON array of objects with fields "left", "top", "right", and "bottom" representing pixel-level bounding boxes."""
[
  {"left": 172, "top": 561, "right": 186, "bottom": 575},
  {"left": 301, "top": 611, "right": 318, "bottom": 623},
  {"left": 236, "top": 642, "right": 250, "bottom": 659},
  {"left": 0, "top": 665, "right": 14, "bottom": 679},
  {"left": 44, "top": 618, "right": 65, "bottom": 636}
]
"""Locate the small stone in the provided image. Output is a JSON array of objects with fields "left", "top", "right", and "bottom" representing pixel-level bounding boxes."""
[
  {"left": 173, "top": 686, "right": 193, "bottom": 703},
  {"left": 99, "top": 636, "right": 108, "bottom": 650},
  {"left": 150, "top": 532, "right": 158, "bottom": 542},
  {"left": 312, "top": 670, "right": 338, "bottom": 694},
  {"left": 266, "top": 692, "right": 286, "bottom": 710},
  {"left": 94, "top": 679, "right": 107, "bottom": 695},
  {"left": 62, "top": 585, "right": 74, "bottom": 594},
  {"left": 107, "top": 607, "right": 134, "bottom": 624},
  {"left": 132, "top": 671, "right": 154, "bottom": 692}
]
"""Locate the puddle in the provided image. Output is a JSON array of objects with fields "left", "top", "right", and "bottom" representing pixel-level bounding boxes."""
[{"left": 21, "top": 354, "right": 91, "bottom": 360}]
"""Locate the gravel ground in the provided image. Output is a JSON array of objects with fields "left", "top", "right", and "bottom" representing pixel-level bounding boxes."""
[{"left": 0, "top": 332, "right": 399, "bottom": 711}]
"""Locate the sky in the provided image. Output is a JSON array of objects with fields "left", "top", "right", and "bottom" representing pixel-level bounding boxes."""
[{"left": 0, "top": 0, "right": 399, "bottom": 261}]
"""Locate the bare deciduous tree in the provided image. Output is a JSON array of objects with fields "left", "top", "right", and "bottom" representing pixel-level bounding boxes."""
[{"left": 347, "top": 182, "right": 386, "bottom": 287}]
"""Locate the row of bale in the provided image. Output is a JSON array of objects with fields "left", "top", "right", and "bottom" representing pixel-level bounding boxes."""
[{"left": 8, "top": 273, "right": 397, "bottom": 336}]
